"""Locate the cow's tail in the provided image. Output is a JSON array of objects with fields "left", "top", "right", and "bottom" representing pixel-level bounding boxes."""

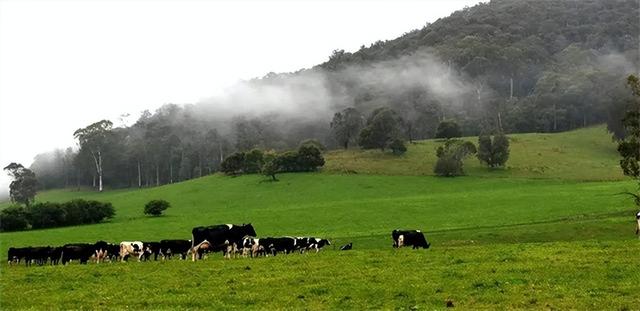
[{"left": 191, "top": 233, "right": 196, "bottom": 262}]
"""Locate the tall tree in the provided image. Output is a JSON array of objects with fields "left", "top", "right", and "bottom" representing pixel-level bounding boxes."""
[
  {"left": 330, "top": 107, "right": 364, "bottom": 149},
  {"left": 477, "top": 132, "right": 510, "bottom": 168},
  {"left": 73, "top": 120, "right": 113, "bottom": 192},
  {"left": 617, "top": 75, "right": 640, "bottom": 191},
  {"left": 358, "top": 107, "right": 405, "bottom": 151},
  {"left": 3, "top": 163, "right": 37, "bottom": 206}
]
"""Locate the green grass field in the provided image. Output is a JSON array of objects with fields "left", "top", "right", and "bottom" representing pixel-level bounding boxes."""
[{"left": 1, "top": 126, "right": 639, "bottom": 309}]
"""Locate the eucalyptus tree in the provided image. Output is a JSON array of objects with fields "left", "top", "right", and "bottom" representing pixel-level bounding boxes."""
[{"left": 73, "top": 120, "right": 113, "bottom": 192}]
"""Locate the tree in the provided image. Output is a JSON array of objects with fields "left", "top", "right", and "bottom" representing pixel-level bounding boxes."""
[
  {"left": 387, "top": 138, "right": 407, "bottom": 155},
  {"left": 618, "top": 75, "right": 640, "bottom": 185},
  {"left": 297, "top": 144, "right": 325, "bottom": 171},
  {"left": 73, "top": 120, "right": 113, "bottom": 192},
  {"left": 435, "top": 120, "right": 462, "bottom": 139},
  {"left": 330, "top": 108, "right": 364, "bottom": 149},
  {"left": 358, "top": 107, "right": 405, "bottom": 151},
  {"left": 220, "top": 152, "right": 245, "bottom": 175},
  {"left": 243, "top": 149, "right": 264, "bottom": 173},
  {"left": 144, "top": 200, "right": 170, "bottom": 216},
  {"left": 434, "top": 140, "right": 477, "bottom": 177},
  {"left": 477, "top": 132, "right": 510, "bottom": 168},
  {"left": 3, "top": 163, "right": 37, "bottom": 206},
  {"left": 262, "top": 158, "right": 280, "bottom": 181}
]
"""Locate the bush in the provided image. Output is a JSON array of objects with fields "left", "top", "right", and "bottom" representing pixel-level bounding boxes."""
[
  {"left": 221, "top": 152, "right": 245, "bottom": 175},
  {"left": 144, "top": 200, "right": 170, "bottom": 216},
  {"left": 26, "top": 202, "right": 66, "bottom": 229},
  {"left": 297, "top": 144, "right": 325, "bottom": 171},
  {"left": 435, "top": 121, "right": 462, "bottom": 139},
  {"left": 477, "top": 132, "right": 510, "bottom": 168},
  {"left": 0, "top": 205, "right": 29, "bottom": 232},
  {"left": 386, "top": 138, "right": 407, "bottom": 155},
  {"left": 434, "top": 139, "right": 477, "bottom": 177}
]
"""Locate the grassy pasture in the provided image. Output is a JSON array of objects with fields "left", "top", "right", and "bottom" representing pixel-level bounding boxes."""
[
  {"left": 1, "top": 126, "right": 639, "bottom": 309},
  {"left": 324, "top": 126, "right": 622, "bottom": 181}
]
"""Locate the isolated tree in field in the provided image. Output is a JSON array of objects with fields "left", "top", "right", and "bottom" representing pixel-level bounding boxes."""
[
  {"left": 297, "top": 144, "right": 325, "bottom": 171},
  {"left": 435, "top": 120, "right": 462, "bottom": 139},
  {"left": 262, "top": 158, "right": 280, "bottom": 181},
  {"left": 617, "top": 75, "right": 640, "bottom": 206},
  {"left": 3, "top": 163, "right": 37, "bottom": 206},
  {"left": 144, "top": 200, "right": 170, "bottom": 216},
  {"left": 477, "top": 132, "right": 510, "bottom": 168},
  {"left": 73, "top": 120, "right": 113, "bottom": 192},
  {"left": 243, "top": 149, "right": 265, "bottom": 173},
  {"left": 331, "top": 107, "right": 364, "bottom": 149},
  {"left": 358, "top": 107, "right": 406, "bottom": 151},
  {"left": 434, "top": 140, "right": 477, "bottom": 177}
]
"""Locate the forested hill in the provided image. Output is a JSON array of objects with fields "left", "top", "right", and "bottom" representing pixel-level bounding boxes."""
[{"left": 27, "top": 0, "right": 639, "bottom": 191}]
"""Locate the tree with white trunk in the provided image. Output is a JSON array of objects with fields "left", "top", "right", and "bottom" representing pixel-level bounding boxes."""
[{"left": 73, "top": 120, "right": 113, "bottom": 192}]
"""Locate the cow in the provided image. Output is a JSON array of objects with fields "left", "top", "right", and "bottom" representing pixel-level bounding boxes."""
[
  {"left": 24, "top": 247, "right": 53, "bottom": 266},
  {"left": 392, "top": 229, "right": 422, "bottom": 248},
  {"left": 192, "top": 240, "right": 213, "bottom": 259},
  {"left": 119, "top": 241, "right": 145, "bottom": 261},
  {"left": 257, "top": 237, "right": 297, "bottom": 256},
  {"left": 159, "top": 239, "right": 192, "bottom": 260},
  {"left": 61, "top": 243, "right": 94, "bottom": 264},
  {"left": 636, "top": 211, "right": 640, "bottom": 237},
  {"left": 94, "top": 241, "right": 118, "bottom": 263},
  {"left": 8, "top": 247, "right": 29, "bottom": 265},
  {"left": 141, "top": 242, "right": 162, "bottom": 261},
  {"left": 294, "top": 237, "right": 330, "bottom": 253},
  {"left": 49, "top": 247, "right": 63, "bottom": 265},
  {"left": 396, "top": 231, "right": 430, "bottom": 249},
  {"left": 191, "top": 223, "right": 257, "bottom": 261},
  {"left": 340, "top": 243, "right": 353, "bottom": 251}
]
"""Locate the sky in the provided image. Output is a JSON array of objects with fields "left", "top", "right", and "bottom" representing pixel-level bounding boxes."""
[{"left": 0, "top": 0, "right": 485, "bottom": 198}]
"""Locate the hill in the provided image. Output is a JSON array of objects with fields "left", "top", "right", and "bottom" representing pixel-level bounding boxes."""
[{"left": 324, "top": 125, "right": 623, "bottom": 180}]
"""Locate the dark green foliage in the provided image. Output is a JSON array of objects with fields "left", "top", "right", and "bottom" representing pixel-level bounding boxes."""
[
  {"left": 331, "top": 108, "right": 364, "bottom": 149},
  {"left": 261, "top": 159, "right": 280, "bottom": 181},
  {"left": 0, "top": 200, "right": 114, "bottom": 231},
  {"left": 358, "top": 108, "right": 405, "bottom": 151},
  {"left": 3, "top": 163, "right": 37, "bottom": 206},
  {"left": 617, "top": 75, "right": 640, "bottom": 180},
  {"left": 299, "top": 139, "right": 326, "bottom": 151},
  {"left": 296, "top": 144, "right": 325, "bottom": 171},
  {"left": 477, "top": 133, "right": 510, "bottom": 168},
  {"left": 221, "top": 152, "right": 246, "bottom": 175},
  {"left": 387, "top": 139, "right": 407, "bottom": 155},
  {"left": 435, "top": 121, "right": 461, "bottom": 139},
  {"left": 0, "top": 205, "right": 29, "bottom": 231},
  {"left": 243, "top": 149, "right": 264, "bottom": 173},
  {"left": 144, "top": 200, "right": 170, "bottom": 216},
  {"left": 434, "top": 140, "right": 477, "bottom": 177}
]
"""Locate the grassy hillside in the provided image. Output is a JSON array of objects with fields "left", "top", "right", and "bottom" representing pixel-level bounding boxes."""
[
  {"left": 324, "top": 126, "right": 622, "bottom": 180},
  {"left": 1, "top": 126, "right": 638, "bottom": 309}
]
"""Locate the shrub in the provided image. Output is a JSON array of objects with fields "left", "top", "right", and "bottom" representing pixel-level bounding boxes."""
[
  {"left": 144, "top": 200, "right": 170, "bottom": 216},
  {"left": 477, "top": 132, "right": 510, "bottom": 168},
  {"left": 26, "top": 202, "right": 66, "bottom": 229},
  {"left": 297, "top": 144, "right": 325, "bottom": 171},
  {"left": 434, "top": 139, "right": 477, "bottom": 177},
  {"left": 243, "top": 149, "right": 264, "bottom": 173},
  {"left": 221, "top": 152, "right": 245, "bottom": 175},
  {"left": 0, "top": 205, "right": 29, "bottom": 232},
  {"left": 387, "top": 138, "right": 407, "bottom": 155},
  {"left": 435, "top": 120, "right": 462, "bottom": 139}
]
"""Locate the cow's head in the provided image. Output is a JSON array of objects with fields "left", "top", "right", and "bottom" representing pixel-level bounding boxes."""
[{"left": 242, "top": 223, "right": 257, "bottom": 237}]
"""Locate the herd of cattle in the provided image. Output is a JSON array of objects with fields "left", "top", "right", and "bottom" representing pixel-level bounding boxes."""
[{"left": 7, "top": 223, "right": 431, "bottom": 266}]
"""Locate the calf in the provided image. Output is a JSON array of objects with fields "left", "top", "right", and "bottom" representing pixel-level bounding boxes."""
[
  {"left": 119, "top": 241, "right": 144, "bottom": 261},
  {"left": 340, "top": 243, "right": 353, "bottom": 251},
  {"left": 160, "top": 239, "right": 192, "bottom": 260},
  {"left": 307, "top": 238, "right": 331, "bottom": 253}
]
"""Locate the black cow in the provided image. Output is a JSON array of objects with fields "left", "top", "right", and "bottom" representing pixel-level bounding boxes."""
[
  {"left": 258, "top": 237, "right": 297, "bottom": 256},
  {"left": 141, "top": 242, "right": 162, "bottom": 261},
  {"left": 160, "top": 239, "right": 192, "bottom": 260},
  {"left": 94, "top": 241, "right": 119, "bottom": 262},
  {"left": 8, "top": 247, "right": 29, "bottom": 265},
  {"left": 191, "top": 224, "right": 257, "bottom": 260},
  {"left": 395, "top": 230, "right": 430, "bottom": 249},
  {"left": 340, "top": 243, "right": 353, "bottom": 251},
  {"left": 49, "top": 247, "right": 63, "bottom": 265},
  {"left": 61, "top": 243, "right": 94, "bottom": 264}
]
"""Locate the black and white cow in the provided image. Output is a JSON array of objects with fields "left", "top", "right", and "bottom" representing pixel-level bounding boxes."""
[
  {"left": 340, "top": 243, "right": 353, "bottom": 251},
  {"left": 394, "top": 230, "right": 430, "bottom": 249},
  {"left": 392, "top": 229, "right": 423, "bottom": 248},
  {"left": 141, "top": 242, "right": 162, "bottom": 261},
  {"left": 191, "top": 224, "right": 257, "bottom": 261},
  {"left": 119, "top": 241, "right": 145, "bottom": 261},
  {"left": 94, "top": 241, "right": 119, "bottom": 263},
  {"left": 160, "top": 239, "right": 192, "bottom": 260},
  {"left": 292, "top": 237, "right": 331, "bottom": 253}
]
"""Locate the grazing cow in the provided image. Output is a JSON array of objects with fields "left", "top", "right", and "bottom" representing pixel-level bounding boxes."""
[
  {"left": 61, "top": 244, "right": 94, "bottom": 264},
  {"left": 258, "top": 237, "right": 297, "bottom": 256},
  {"left": 636, "top": 211, "right": 640, "bottom": 237},
  {"left": 141, "top": 242, "right": 162, "bottom": 261},
  {"left": 20, "top": 247, "right": 52, "bottom": 266},
  {"left": 93, "top": 241, "right": 118, "bottom": 263},
  {"left": 307, "top": 238, "right": 331, "bottom": 252},
  {"left": 340, "top": 243, "right": 353, "bottom": 251},
  {"left": 159, "top": 239, "right": 192, "bottom": 260},
  {"left": 392, "top": 229, "right": 423, "bottom": 248},
  {"left": 119, "top": 241, "right": 145, "bottom": 261},
  {"left": 192, "top": 240, "right": 212, "bottom": 259},
  {"left": 49, "top": 247, "right": 63, "bottom": 265},
  {"left": 191, "top": 224, "right": 257, "bottom": 261},
  {"left": 396, "top": 231, "right": 430, "bottom": 249}
]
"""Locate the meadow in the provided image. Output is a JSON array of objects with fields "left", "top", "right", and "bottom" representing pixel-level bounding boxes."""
[{"left": 1, "top": 126, "right": 639, "bottom": 309}]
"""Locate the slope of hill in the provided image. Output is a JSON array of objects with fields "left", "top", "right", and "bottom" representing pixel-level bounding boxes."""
[{"left": 324, "top": 125, "right": 623, "bottom": 180}]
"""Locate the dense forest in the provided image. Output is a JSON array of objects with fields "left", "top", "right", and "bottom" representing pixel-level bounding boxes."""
[{"left": 27, "top": 0, "right": 639, "bottom": 191}]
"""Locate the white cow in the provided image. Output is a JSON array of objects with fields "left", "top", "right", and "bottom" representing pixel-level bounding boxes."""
[{"left": 119, "top": 241, "right": 144, "bottom": 262}]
